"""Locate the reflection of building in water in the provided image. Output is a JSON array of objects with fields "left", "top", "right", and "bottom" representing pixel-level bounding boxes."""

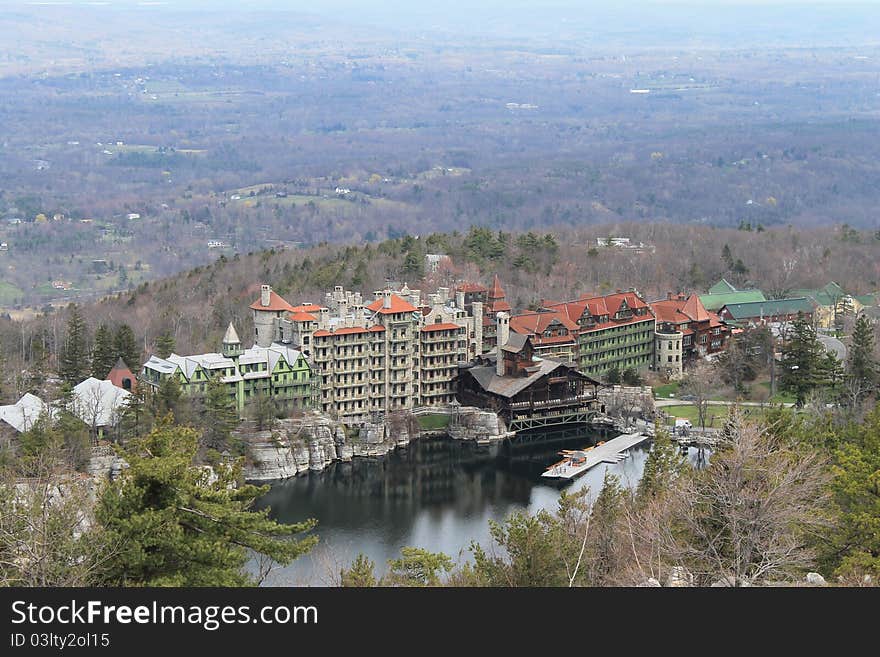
[{"left": 257, "top": 429, "right": 604, "bottom": 526}]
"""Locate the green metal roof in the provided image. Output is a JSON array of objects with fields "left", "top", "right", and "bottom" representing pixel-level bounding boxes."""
[
  {"left": 719, "top": 297, "right": 815, "bottom": 320},
  {"left": 699, "top": 289, "right": 766, "bottom": 311},
  {"left": 790, "top": 282, "right": 846, "bottom": 308},
  {"left": 708, "top": 278, "right": 738, "bottom": 294},
  {"left": 854, "top": 293, "right": 877, "bottom": 307}
]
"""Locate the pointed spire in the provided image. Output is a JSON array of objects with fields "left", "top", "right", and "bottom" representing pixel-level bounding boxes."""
[
  {"left": 489, "top": 274, "right": 505, "bottom": 300},
  {"left": 223, "top": 322, "right": 241, "bottom": 345}
]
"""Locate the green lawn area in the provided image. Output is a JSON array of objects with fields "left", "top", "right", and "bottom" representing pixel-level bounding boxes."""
[
  {"left": 661, "top": 403, "right": 776, "bottom": 428},
  {"left": 417, "top": 414, "right": 451, "bottom": 431},
  {"left": 0, "top": 280, "right": 24, "bottom": 305},
  {"left": 757, "top": 381, "right": 798, "bottom": 404},
  {"left": 653, "top": 382, "right": 680, "bottom": 399}
]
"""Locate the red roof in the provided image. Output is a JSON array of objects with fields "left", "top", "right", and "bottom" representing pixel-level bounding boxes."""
[
  {"left": 366, "top": 294, "right": 418, "bottom": 314},
  {"left": 106, "top": 358, "right": 136, "bottom": 392},
  {"left": 313, "top": 325, "right": 386, "bottom": 337},
  {"left": 650, "top": 299, "right": 692, "bottom": 324},
  {"left": 250, "top": 289, "right": 295, "bottom": 312},
  {"left": 289, "top": 312, "right": 317, "bottom": 322},
  {"left": 457, "top": 282, "right": 487, "bottom": 293},
  {"left": 290, "top": 303, "right": 323, "bottom": 313},
  {"left": 421, "top": 322, "right": 463, "bottom": 333},
  {"left": 545, "top": 291, "right": 650, "bottom": 324},
  {"left": 488, "top": 300, "right": 512, "bottom": 312},
  {"left": 510, "top": 310, "right": 579, "bottom": 335},
  {"left": 681, "top": 294, "right": 711, "bottom": 322},
  {"left": 489, "top": 274, "right": 506, "bottom": 300}
]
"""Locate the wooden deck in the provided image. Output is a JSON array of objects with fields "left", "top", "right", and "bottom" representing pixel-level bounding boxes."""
[{"left": 541, "top": 431, "right": 651, "bottom": 480}]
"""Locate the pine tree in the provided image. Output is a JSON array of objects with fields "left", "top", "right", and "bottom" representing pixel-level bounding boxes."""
[
  {"left": 155, "top": 333, "right": 176, "bottom": 359},
  {"left": 846, "top": 315, "right": 877, "bottom": 399},
  {"left": 587, "top": 472, "right": 624, "bottom": 585},
  {"left": 59, "top": 304, "right": 90, "bottom": 385},
  {"left": 340, "top": 554, "right": 378, "bottom": 587},
  {"left": 113, "top": 323, "right": 140, "bottom": 371},
  {"left": 202, "top": 377, "right": 240, "bottom": 453},
  {"left": 91, "top": 323, "right": 116, "bottom": 379},
  {"left": 96, "top": 418, "right": 317, "bottom": 586},
  {"left": 824, "top": 404, "right": 880, "bottom": 580},
  {"left": 637, "top": 425, "right": 685, "bottom": 503},
  {"left": 117, "top": 385, "right": 153, "bottom": 441},
  {"left": 780, "top": 312, "right": 825, "bottom": 407}
]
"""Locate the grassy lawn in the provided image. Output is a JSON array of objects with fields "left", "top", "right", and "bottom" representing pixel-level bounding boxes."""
[
  {"left": 0, "top": 280, "right": 24, "bottom": 305},
  {"left": 417, "top": 414, "right": 451, "bottom": 431},
  {"left": 661, "top": 403, "right": 776, "bottom": 428},
  {"left": 757, "top": 381, "right": 798, "bottom": 404},
  {"left": 653, "top": 382, "right": 680, "bottom": 399}
]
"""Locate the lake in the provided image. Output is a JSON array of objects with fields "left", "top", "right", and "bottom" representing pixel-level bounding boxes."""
[{"left": 253, "top": 427, "right": 708, "bottom": 586}]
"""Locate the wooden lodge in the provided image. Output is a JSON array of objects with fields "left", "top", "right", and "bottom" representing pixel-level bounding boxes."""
[{"left": 457, "top": 330, "right": 601, "bottom": 432}]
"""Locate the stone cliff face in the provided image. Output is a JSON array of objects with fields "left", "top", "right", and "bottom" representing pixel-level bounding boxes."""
[
  {"left": 243, "top": 415, "right": 400, "bottom": 482},
  {"left": 446, "top": 408, "right": 508, "bottom": 442},
  {"left": 243, "top": 408, "right": 507, "bottom": 483}
]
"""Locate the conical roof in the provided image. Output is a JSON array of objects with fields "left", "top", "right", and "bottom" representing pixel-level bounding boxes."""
[
  {"left": 223, "top": 322, "right": 241, "bottom": 344},
  {"left": 489, "top": 274, "right": 506, "bottom": 300}
]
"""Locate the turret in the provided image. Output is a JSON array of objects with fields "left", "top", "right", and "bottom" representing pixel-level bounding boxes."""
[{"left": 222, "top": 322, "right": 243, "bottom": 359}]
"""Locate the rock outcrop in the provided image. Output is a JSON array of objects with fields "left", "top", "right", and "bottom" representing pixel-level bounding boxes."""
[{"left": 446, "top": 408, "right": 508, "bottom": 442}]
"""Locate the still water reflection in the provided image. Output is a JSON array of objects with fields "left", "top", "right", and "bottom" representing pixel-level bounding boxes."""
[{"left": 253, "top": 429, "right": 708, "bottom": 586}]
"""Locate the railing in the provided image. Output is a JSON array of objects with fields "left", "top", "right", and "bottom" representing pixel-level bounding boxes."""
[{"left": 508, "top": 393, "right": 597, "bottom": 410}]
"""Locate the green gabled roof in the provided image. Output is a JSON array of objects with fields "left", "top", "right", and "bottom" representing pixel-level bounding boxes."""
[
  {"left": 708, "top": 278, "right": 738, "bottom": 294},
  {"left": 790, "top": 281, "right": 847, "bottom": 307},
  {"left": 854, "top": 293, "right": 877, "bottom": 307},
  {"left": 699, "top": 289, "right": 767, "bottom": 311},
  {"left": 719, "top": 297, "right": 815, "bottom": 320}
]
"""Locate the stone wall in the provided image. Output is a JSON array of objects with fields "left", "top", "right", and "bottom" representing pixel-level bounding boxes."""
[
  {"left": 598, "top": 385, "right": 656, "bottom": 424},
  {"left": 446, "top": 407, "right": 509, "bottom": 442}
]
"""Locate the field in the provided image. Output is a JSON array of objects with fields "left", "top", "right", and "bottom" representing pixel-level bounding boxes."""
[
  {"left": 661, "top": 403, "right": 778, "bottom": 428},
  {"left": 417, "top": 414, "right": 451, "bottom": 431},
  {"left": 0, "top": 280, "right": 24, "bottom": 306}
]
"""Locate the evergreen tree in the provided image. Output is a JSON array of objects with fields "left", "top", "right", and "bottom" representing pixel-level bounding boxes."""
[
  {"left": 91, "top": 323, "right": 116, "bottom": 379},
  {"left": 59, "top": 304, "right": 90, "bottom": 385},
  {"left": 118, "top": 385, "right": 153, "bottom": 441},
  {"left": 113, "top": 323, "right": 141, "bottom": 372},
  {"left": 780, "top": 312, "right": 825, "bottom": 407},
  {"left": 201, "top": 377, "right": 240, "bottom": 454},
  {"left": 340, "top": 554, "right": 378, "bottom": 587},
  {"left": 824, "top": 404, "right": 880, "bottom": 580},
  {"left": 154, "top": 376, "right": 184, "bottom": 420},
  {"left": 96, "top": 417, "right": 317, "bottom": 586},
  {"left": 604, "top": 367, "right": 621, "bottom": 385},
  {"left": 846, "top": 315, "right": 877, "bottom": 401},
  {"left": 155, "top": 333, "right": 176, "bottom": 359},
  {"left": 385, "top": 547, "right": 453, "bottom": 587},
  {"left": 637, "top": 425, "right": 685, "bottom": 503},
  {"left": 587, "top": 472, "right": 624, "bottom": 585},
  {"left": 622, "top": 367, "right": 642, "bottom": 386}
]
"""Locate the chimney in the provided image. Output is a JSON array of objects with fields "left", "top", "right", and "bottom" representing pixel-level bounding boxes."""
[
  {"left": 496, "top": 312, "right": 510, "bottom": 377},
  {"left": 260, "top": 284, "right": 271, "bottom": 307},
  {"left": 438, "top": 287, "right": 450, "bottom": 304},
  {"left": 353, "top": 303, "right": 364, "bottom": 327},
  {"left": 383, "top": 290, "right": 392, "bottom": 310},
  {"left": 431, "top": 294, "right": 443, "bottom": 317},
  {"left": 456, "top": 290, "right": 465, "bottom": 310},
  {"left": 338, "top": 297, "right": 348, "bottom": 321},
  {"left": 667, "top": 292, "right": 675, "bottom": 301},
  {"left": 319, "top": 307, "right": 330, "bottom": 329}
]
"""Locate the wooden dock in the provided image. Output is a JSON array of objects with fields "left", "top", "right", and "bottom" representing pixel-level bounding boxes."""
[{"left": 541, "top": 431, "right": 651, "bottom": 481}]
